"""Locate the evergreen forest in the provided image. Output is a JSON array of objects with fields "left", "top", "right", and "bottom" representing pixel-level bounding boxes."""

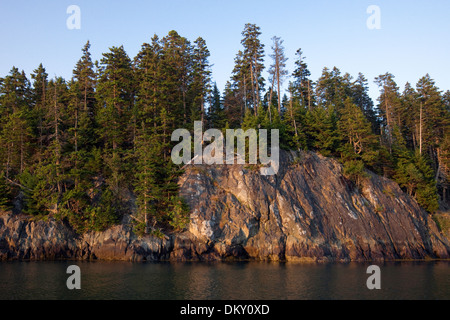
[{"left": 0, "top": 24, "right": 448, "bottom": 235}]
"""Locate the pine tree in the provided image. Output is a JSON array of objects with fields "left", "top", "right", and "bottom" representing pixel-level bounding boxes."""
[
  {"left": 0, "top": 67, "right": 31, "bottom": 117},
  {"left": 192, "top": 37, "right": 212, "bottom": 128},
  {"left": 225, "top": 24, "right": 266, "bottom": 122},
  {"left": 291, "top": 49, "right": 314, "bottom": 109},
  {"left": 0, "top": 67, "right": 33, "bottom": 178},
  {"left": 268, "top": 36, "right": 288, "bottom": 114},
  {"left": 394, "top": 151, "right": 439, "bottom": 212},
  {"left": 96, "top": 45, "right": 134, "bottom": 151},
  {"left": 72, "top": 41, "right": 97, "bottom": 151},
  {"left": 25, "top": 77, "right": 70, "bottom": 216},
  {"left": 338, "top": 98, "right": 379, "bottom": 168},
  {"left": 443, "top": 91, "right": 450, "bottom": 111},
  {"left": 73, "top": 41, "right": 96, "bottom": 113},
  {"left": 352, "top": 73, "right": 378, "bottom": 134},
  {"left": 228, "top": 49, "right": 248, "bottom": 123},
  {"left": 161, "top": 31, "right": 193, "bottom": 127},
  {"left": 30, "top": 64, "right": 48, "bottom": 158},
  {"left": 1, "top": 111, "right": 33, "bottom": 178},
  {"left": 223, "top": 80, "right": 243, "bottom": 128},
  {"left": 0, "top": 173, "right": 12, "bottom": 210},
  {"left": 304, "top": 106, "right": 339, "bottom": 157},
  {"left": 242, "top": 23, "right": 265, "bottom": 112},
  {"left": 134, "top": 34, "right": 163, "bottom": 131},
  {"left": 400, "top": 82, "right": 419, "bottom": 151},
  {"left": 96, "top": 45, "right": 135, "bottom": 222},
  {"left": 134, "top": 120, "right": 163, "bottom": 234},
  {"left": 207, "top": 83, "right": 226, "bottom": 129},
  {"left": 316, "top": 67, "right": 352, "bottom": 111},
  {"left": 282, "top": 89, "right": 307, "bottom": 150},
  {"left": 416, "top": 74, "right": 446, "bottom": 159},
  {"left": 374, "top": 73, "right": 402, "bottom": 153}
]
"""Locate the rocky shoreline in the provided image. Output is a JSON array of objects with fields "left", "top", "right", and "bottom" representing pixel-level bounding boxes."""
[{"left": 1, "top": 151, "right": 449, "bottom": 262}]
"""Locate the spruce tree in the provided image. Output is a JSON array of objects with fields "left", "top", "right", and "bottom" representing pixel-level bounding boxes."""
[
  {"left": 268, "top": 36, "right": 288, "bottom": 114},
  {"left": 72, "top": 41, "right": 97, "bottom": 151},
  {"left": 0, "top": 173, "right": 12, "bottom": 211},
  {"left": 304, "top": 106, "right": 339, "bottom": 157},
  {"left": 241, "top": 23, "right": 265, "bottom": 114},
  {"left": 352, "top": 73, "right": 378, "bottom": 134},
  {"left": 291, "top": 49, "right": 314, "bottom": 109},
  {"left": 400, "top": 82, "right": 419, "bottom": 150},
  {"left": 316, "top": 67, "right": 352, "bottom": 111},
  {"left": 416, "top": 74, "right": 446, "bottom": 159},
  {"left": 96, "top": 45, "right": 134, "bottom": 152},
  {"left": 207, "top": 83, "right": 226, "bottom": 129},
  {"left": 338, "top": 98, "right": 379, "bottom": 167},
  {"left": 134, "top": 35, "right": 163, "bottom": 130},
  {"left": 192, "top": 37, "right": 212, "bottom": 127},
  {"left": 96, "top": 45, "right": 134, "bottom": 223},
  {"left": 161, "top": 31, "right": 193, "bottom": 127},
  {"left": 30, "top": 64, "right": 48, "bottom": 158},
  {"left": 134, "top": 120, "right": 162, "bottom": 234},
  {"left": 374, "top": 73, "right": 402, "bottom": 153}
]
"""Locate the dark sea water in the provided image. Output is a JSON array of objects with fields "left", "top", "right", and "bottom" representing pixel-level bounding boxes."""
[{"left": 0, "top": 261, "right": 448, "bottom": 300}]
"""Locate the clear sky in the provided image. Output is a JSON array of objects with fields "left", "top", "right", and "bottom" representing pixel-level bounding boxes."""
[{"left": 0, "top": 0, "right": 449, "bottom": 102}]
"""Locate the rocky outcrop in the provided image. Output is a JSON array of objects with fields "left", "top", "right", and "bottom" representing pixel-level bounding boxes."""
[
  {"left": 0, "top": 214, "right": 172, "bottom": 261},
  {"left": 177, "top": 150, "right": 450, "bottom": 262},
  {"left": 1, "top": 150, "right": 449, "bottom": 262}
]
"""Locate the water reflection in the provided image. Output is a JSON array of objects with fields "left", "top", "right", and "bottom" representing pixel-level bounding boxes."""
[{"left": 0, "top": 261, "right": 448, "bottom": 300}]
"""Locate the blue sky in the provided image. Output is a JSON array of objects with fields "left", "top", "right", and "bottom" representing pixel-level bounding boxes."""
[{"left": 0, "top": 0, "right": 449, "bottom": 102}]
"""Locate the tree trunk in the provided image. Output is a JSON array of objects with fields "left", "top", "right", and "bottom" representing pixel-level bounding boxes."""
[
  {"left": 144, "top": 166, "right": 149, "bottom": 234},
  {"left": 183, "top": 81, "right": 187, "bottom": 125},
  {"left": 84, "top": 81, "right": 88, "bottom": 112},
  {"left": 419, "top": 102, "right": 423, "bottom": 156},
  {"left": 308, "top": 80, "right": 312, "bottom": 111},
  {"left": 20, "top": 131, "right": 24, "bottom": 173},
  {"left": 277, "top": 58, "right": 281, "bottom": 114},
  {"left": 289, "top": 95, "right": 298, "bottom": 138},
  {"left": 384, "top": 89, "right": 392, "bottom": 154},
  {"left": 250, "top": 63, "right": 256, "bottom": 113},
  {"left": 255, "top": 62, "right": 260, "bottom": 115},
  {"left": 268, "top": 74, "right": 276, "bottom": 124},
  {"left": 54, "top": 84, "right": 61, "bottom": 213},
  {"left": 74, "top": 107, "right": 78, "bottom": 152}
]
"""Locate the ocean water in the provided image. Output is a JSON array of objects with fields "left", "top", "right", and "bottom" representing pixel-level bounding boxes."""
[{"left": 0, "top": 261, "right": 448, "bottom": 300}]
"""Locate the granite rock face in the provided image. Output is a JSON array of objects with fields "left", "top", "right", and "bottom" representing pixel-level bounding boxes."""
[
  {"left": 177, "top": 150, "right": 450, "bottom": 262},
  {"left": 0, "top": 150, "right": 449, "bottom": 262},
  {"left": 0, "top": 214, "right": 174, "bottom": 261}
]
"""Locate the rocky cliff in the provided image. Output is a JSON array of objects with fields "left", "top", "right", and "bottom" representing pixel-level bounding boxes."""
[{"left": 1, "top": 150, "right": 449, "bottom": 262}]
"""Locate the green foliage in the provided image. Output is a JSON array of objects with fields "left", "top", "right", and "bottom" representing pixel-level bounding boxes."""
[
  {"left": 87, "top": 188, "right": 120, "bottom": 232},
  {"left": 207, "top": 83, "right": 226, "bottom": 129},
  {"left": 432, "top": 213, "right": 450, "bottom": 236},
  {"left": 150, "top": 228, "right": 167, "bottom": 240},
  {"left": 61, "top": 186, "right": 119, "bottom": 233},
  {"left": 337, "top": 98, "right": 380, "bottom": 168},
  {"left": 19, "top": 168, "right": 53, "bottom": 216},
  {"left": 394, "top": 152, "right": 439, "bottom": 212},
  {"left": 304, "top": 106, "right": 339, "bottom": 157},
  {"left": 0, "top": 173, "right": 12, "bottom": 210},
  {"left": 343, "top": 160, "right": 369, "bottom": 188},
  {"left": 167, "top": 196, "right": 190, "bottom": 232}
]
